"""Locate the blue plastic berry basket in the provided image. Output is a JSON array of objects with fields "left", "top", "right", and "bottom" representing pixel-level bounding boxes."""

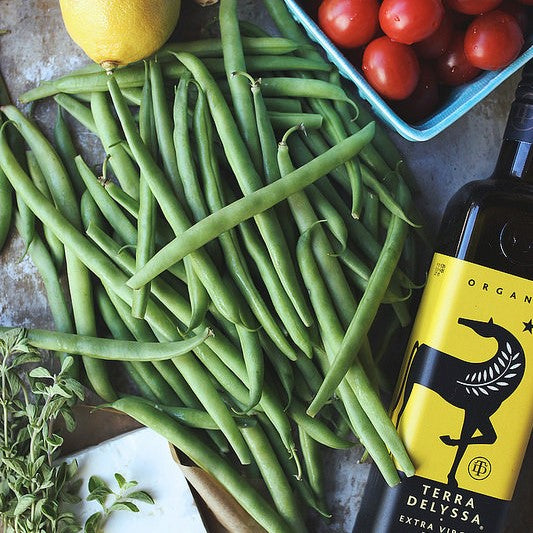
[{"left": 283, "top": 0, "right": 533, "bottom": 142}]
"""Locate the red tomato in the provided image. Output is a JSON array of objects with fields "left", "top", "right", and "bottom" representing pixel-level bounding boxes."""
[
  {"left": 392, "top": 63, "right": 441, "bottom": 123},
  {"left": 436, "top": 31, "right": 481, "bottom": 85},
  {"left": 446, "top": 0, "right": 503, "bottom": 13},
  {"left": 464, "top": 11, "right": 524, "bottom": 70},
  {"left": 362, "top": 36, "right": 420, "bottom": 100},
  {"left": 414, "top": 12, "right": 454, "bottom": 59},
  {"left": 379, "top": 0, "right": 445, "bottom": 44},
  {"left": 499, "top": 0, "right": 529, "bottom": 33},
  {"left": 318, "top": 0, "right": 379, "bottom": 48}
]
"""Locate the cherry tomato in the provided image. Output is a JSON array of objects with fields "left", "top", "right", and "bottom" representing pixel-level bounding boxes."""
[
  {"left": 318, "top": 0, "right": 379, "bottom": 48},
  {"left": 445, "top": 0, "right": 503, "bottom": 14},
  {"left": 362, "top": 36, "right": 420, "bottom": 100},
  {"left": 414, "top": 12, "right": 454, "bottom": 59},
  {"left": 392, "top": 63, "right": 441, "bottom": 123},
  {"left": 379, "top": 0, "right": 445, "bottom": 44},
  {"left": 464, "top": 11, "right": 524, "bottom": 70},
  {"left": 499, "top": 0, "right": 529, "bottom": 33},
  {"left": 436, "top": 31, "right": 481, "bottom": 85}
]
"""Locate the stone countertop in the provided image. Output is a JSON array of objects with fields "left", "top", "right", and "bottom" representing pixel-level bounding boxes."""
[{"left": 0, "top": 1, "right": 531, "bottom": 532}]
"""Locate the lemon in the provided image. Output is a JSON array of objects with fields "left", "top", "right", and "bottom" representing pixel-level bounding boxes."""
[{"left": 59, "top": 0, "right": 182, "bottom": 69}]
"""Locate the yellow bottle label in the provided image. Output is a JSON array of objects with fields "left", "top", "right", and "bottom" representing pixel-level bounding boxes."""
[{"left": 390, "top": 253, "right": 533, "bottom": 501}]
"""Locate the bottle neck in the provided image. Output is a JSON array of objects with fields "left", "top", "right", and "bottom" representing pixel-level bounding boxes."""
[
  {"left": 493, "top": 64, "right": 533, "bottom": 184},
  {"left": 493, "top": 139, "right": 533, "bottom": 183}
]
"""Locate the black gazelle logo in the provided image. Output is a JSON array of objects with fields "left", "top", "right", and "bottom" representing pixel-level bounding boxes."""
[{"left": 392, "top": 317, "right": 526, "bottom": 487}]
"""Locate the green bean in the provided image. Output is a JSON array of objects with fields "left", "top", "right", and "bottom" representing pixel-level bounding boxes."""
[
  {"left": 80, "top": 189, "right": 107, "bottom": 231},
  {"left": 107, "top": 75, "right": 243, "bottom": 326},
  {"left": 308, "top": 186, "right": 409, "bottom": 413},
  {"left": 305, "top": 184, "right": 348, "bottom": 252},
  {"left": 289, "top": 400, "right": 353, "bottom": 450},
  {"left": 125, "top": 116, "right": 375, "bottom": 289},
  {"left": 259, "top": 332, "right": 294, "bottom": 409},
  {"left": 193, "top": 87, "right": 299, "bottom": 360},
  {"left": 268, "top": 111, "right": 323, "bottom": 130},
  {"left": 238, "top": 220, "right": 313, "bottom": 357},
  {"left": 295, "top": 225, "right": 401, "bottom": 485},
  {"left": 2, "top": 105, "right": 116, "bottom": 401},
  {"left": 278, "top": 129, "right": 357, "bottom": 330},
  {"left": 53, "top": 94, "right": 97, "bottom": 134},
  {"left": 235, "top": 326, "right": 264, "bottom": 412},
  {"left": 297, "top": 425, "right": 325, "bottom": 503},
  {"left": 257, "top": 413, "right": 331, "bottom": 518},
  {"left": 122, "top": 363, "right": 159, "bottom": 403},
  {"left": 220, "top": 0, "right": 263, "bottom": 173},
  {"left": 101, "top": 286, "right": 202, "bottom": 410},
  {"left": 132, "top": 65, "right": 157, "bottom": 319},
  {"left": 264, "top": 97, "right": 302, "bottom": 113},
  {"left": 308, "top": 98, "right": 363, "bottom": 218},
  {"left": 150, "top": 60, "right": 184, "bottom": 197},
  {"left": 363, "top": 191, "right": 379, "bottom": 240},
  {"left": 175, "top": 52, "right": 313, "bottom": 328},
  {"left": 90, "top": 92, "right": 140, "bottom": 199},
  {"left": 0, "top": 160, "right": 12, "bottom": 251},
  {"left": 241, "top": 423, "right": 308, "bottom": 532},
  {"left": 13, "top": 213, "right": 75, "bottom": 374},
  {"left": 53, "top": 105, "right": 86, "bottom": 198},
  {"left": 26, "top": 151, "right": 65, "bottom": 269},
  {"left": 163, "top": 36, "right": 302, "bottom": 57},
  {"left": 150, "top": 404, "right": 217, "bottom": 430},
  {"left": 76, "top": 156, "right": 137, "bottom": 246},
  {"left": 95, "top": 284, "right": 180, "bottom": 406},
  {"left": 17, "top": 160, "right": 37, "bottom": 255},
  {"left": 0, "top": 134, "right": 250, "bottom": 465},
  {"left": 104, "top": 182, "right": 138, "bottom": 218},
  {"left": 0, "top": 325, "right": 210, "bottom": 361},
  {"left": 111, "top": 396, "right": 291, "bottom": 533}
]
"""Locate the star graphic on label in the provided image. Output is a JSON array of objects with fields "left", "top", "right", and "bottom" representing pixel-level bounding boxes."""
[{"left": 523, "top": 319, "right": 533, "bottom": 334}]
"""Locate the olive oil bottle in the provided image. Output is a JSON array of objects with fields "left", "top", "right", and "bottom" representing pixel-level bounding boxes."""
[{"left": 353, "top": 63, "right": 533, "bottom": 533}]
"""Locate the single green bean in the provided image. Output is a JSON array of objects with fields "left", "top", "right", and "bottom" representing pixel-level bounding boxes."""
[
  {"left": 80, "top": 189, "right": 107, "bottom": 231},
  {"left": 26, "top": 151, "right": 65, "bottom": 269},
  {"left": 259, "top": 332, "right": 294, "bottom": 409},
  {"left": 220, "top": 0, "right": 263, "bottom": 173},
  {"left": 53, "top": 94, "right": 97, "bottom": 134},
  {"left": 297, "top": 425, "right": 325, "bottom": 503},
  {"left": 0, "top": 160, "right": 12, "bottom": 251},
  {"left": 132, "top": 65, "right": 157, "bottom": 319},
  {"left": 236, "top": 326, "right": 264, "bottom": 412},
  {"left": 104, "top": 182, "right": 138, "bottom": 218},
  {"left": 111, "top": 396, "right": 291, "bottom": 533},
  {"left": 0, "top": 325, "right": 211, "bottom": 361},
  {"left": 268, "top": 111, "right": 323, "bottom": 130},
  {"left": 264, "top": 97, "right": 302, "bottom": 113},
  {"left": 126, "top": 120, "right": 375, "bottom": 289},
  {"left": 150, "top": 60, "right": 184, "bottom": 197},
  {"left": 123, "top": 363, "right": 159, "bottom": 403},
  {"left": 363, "top": 191, "right": 379, "bottom": 240}
]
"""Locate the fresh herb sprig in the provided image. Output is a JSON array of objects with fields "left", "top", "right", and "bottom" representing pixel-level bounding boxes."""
[
  {"left": 83, "top": 473, "right": 154, "bottom": 533},
  {"left": 0, "top": 328, "right": 84, "bottom": 533}
]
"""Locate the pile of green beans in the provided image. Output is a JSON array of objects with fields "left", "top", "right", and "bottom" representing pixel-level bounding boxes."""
[{"left": 0, "top": 0, "right": 428, "bottom": 529}]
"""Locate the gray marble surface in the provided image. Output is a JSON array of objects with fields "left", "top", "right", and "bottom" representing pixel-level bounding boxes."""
[{"left": 0, "top": 1, "right": 530, "bottom": 532}]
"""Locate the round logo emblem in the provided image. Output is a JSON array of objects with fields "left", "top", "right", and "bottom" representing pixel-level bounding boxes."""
[{"left": 468, "top": 457, "right": 492, "bottom": 481}]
